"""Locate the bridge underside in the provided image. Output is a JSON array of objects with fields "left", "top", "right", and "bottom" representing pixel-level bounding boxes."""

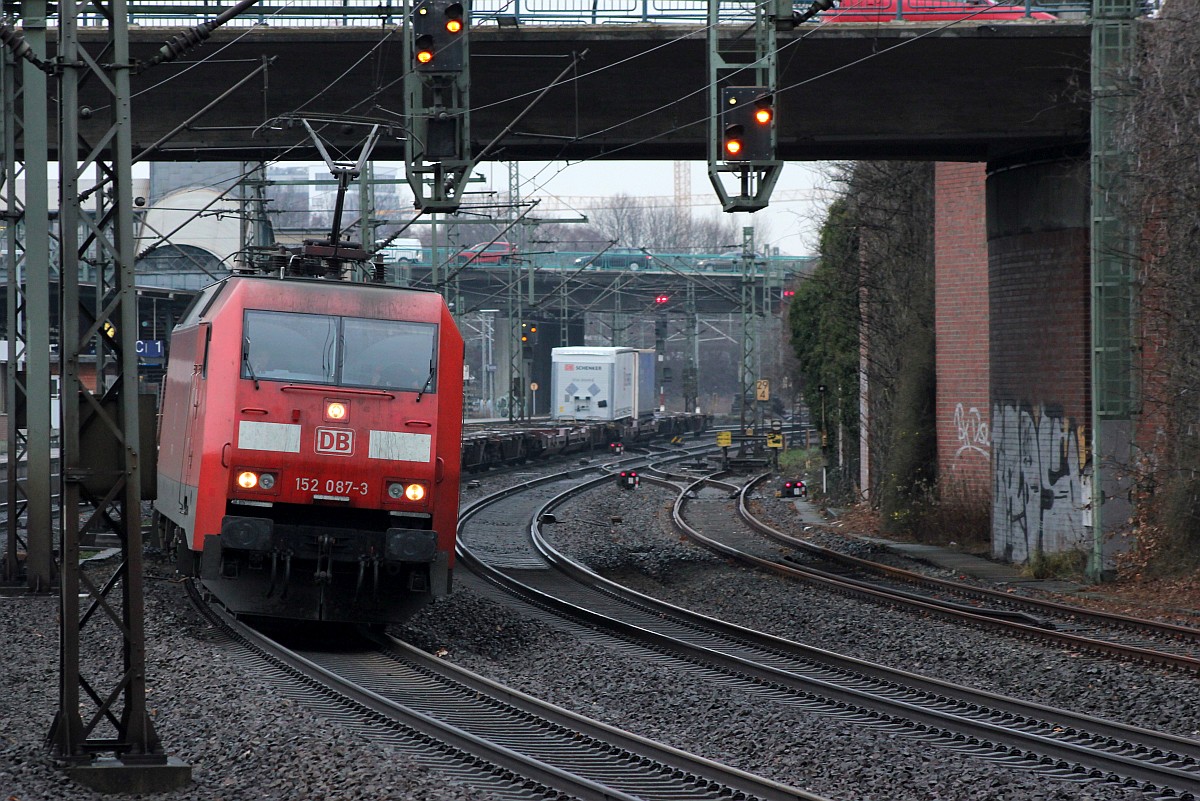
[{"left": 46, "top": 22, "right": 1091, "bottom": 164}]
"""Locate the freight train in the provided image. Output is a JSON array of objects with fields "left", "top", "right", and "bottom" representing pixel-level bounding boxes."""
[
  {"left": 459, "top": 411, "right": 708, "bottom": 471},
  {"left": 153, "top": 274, "right": 464, "bottom": 625}
]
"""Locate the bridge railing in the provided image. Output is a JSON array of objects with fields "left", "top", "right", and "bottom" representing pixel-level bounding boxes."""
[
  {"left": 376, "top": 249, "right": 817, "bottom": 275},
  {"left": 60, "top": 0, "right": 1102, "bottom": 29},
  {"left": 524, "top": 250, "right": 816, "bottom": 274}
]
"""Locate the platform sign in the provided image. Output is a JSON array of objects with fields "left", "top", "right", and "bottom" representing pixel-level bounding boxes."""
[
  {"left": 766, "top": 433, "right": 784, "bottom": 449},
  {"left": 716, "top": 430, "right": 732, "bottom": 447},
  {"left": 136, "top": 339, "right": 164, "bottom": 358},
  {"left": 756, "top": 379, "right": 769, "bottom": 401}
]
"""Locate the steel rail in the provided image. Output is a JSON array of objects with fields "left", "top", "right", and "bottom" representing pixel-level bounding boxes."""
[
  {"left": 184, "top": 581, "right": 648, "bottom": 801},
  {"left": 356, "top": 632, "right": 825, "bottom": 801},
  {"left": 739, "top": 472, "right": 1200, "bottom": 642},
  {"left": 456, "top": 464, "right": 1200, "bottom": 798},
  {"left": 679, "top": 472, "right": 1200, "bottom": 672}
]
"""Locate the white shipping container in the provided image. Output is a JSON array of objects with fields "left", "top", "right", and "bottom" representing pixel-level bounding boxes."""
[
  {"left": 551, "top": 346, "right": 654, "bottom": 421},
  {"left": 636, "top": 349, "right": 656, "bottom": 416}
]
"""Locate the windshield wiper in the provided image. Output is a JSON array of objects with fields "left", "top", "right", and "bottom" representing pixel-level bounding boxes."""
[
  {"left": 242, "top": 337, "right": 260, "bottom": 390},
  {"left": 415, "top": 362, "right": 435, "bottom": 402}
]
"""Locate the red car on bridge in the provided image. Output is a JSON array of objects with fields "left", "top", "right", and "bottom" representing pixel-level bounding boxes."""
[
  {"left": 457, "top": 241, "right": 517, "bottom": 266},
  {"left": 820, "top": 0, "right": 1057, "bottom": 22}
]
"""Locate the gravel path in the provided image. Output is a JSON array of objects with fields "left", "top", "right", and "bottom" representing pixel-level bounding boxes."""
[{"left": 2, "top": 463, "right": 1194, "bottom": 800}]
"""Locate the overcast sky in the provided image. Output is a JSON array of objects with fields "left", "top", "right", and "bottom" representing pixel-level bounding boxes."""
[
  {"left": 479, "top": 160, "right": 833, "bottom": 257},
  {"left": 130, "top": 158, "right": 834, "bottom": 257}
]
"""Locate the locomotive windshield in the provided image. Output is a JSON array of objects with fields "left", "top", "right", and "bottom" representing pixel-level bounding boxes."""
[
  {"left": 341, "top": 317, "right": 437, "bottom": 391},
  {"left": 242, "top": 309, "right": 437, "bottom": 392}
]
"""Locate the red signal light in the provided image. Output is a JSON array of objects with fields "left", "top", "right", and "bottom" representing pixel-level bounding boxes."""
[
  {"left": 724, "top": 137, "right": 742, "bottom": 157},
  {"left": 755, "top": 107, "right": 772, "bottom": 125},
  {"left": 445, "top": 1, "right": 464, "bottom": 28},
  {"left": 655, "top": 294, "right": 670, "bottom": 304},
  {"left": 415, "top": 33, "right": 434, "bottom": 64}
]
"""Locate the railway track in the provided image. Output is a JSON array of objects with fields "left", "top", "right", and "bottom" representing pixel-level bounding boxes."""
[
  {"left": 664, "top": 471, "right": 1200, "bottom": 673},
  {"left": 186, "top": 576, "right": 821, "bottom": 801},
  {"left": 457, "top": 459, "right": 1200, "bottom": 800}
]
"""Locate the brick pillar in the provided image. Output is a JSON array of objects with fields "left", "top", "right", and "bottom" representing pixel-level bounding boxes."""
[
  {"left": 986, "top": 157, "right": 1091, "bottom": 563},
  {"left": 934, "top": 163, "right": 991, "bottom": 506}
]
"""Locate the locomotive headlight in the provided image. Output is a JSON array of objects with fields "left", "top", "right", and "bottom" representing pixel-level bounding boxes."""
[
  {"left": 388, "top": 481, "right": 426, "bottom": 501},
  {"left": 237, "top": 470, "right": 276, "bottom": 491},
  {"left": 326, "top": 401, "right": 348, "bottom": 420}
]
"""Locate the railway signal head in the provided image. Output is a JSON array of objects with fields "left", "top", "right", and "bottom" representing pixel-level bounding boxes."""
[
  {"left": 655, "top": 294, "right": 670, "bottom": 305},
  {"left": 521, "top": 321, "right": 538, "bottom": 358},
  {"left": 618, "top": 470, "right": 639, "bottom": 490},
  {"left": 721, "top": 86, "right": 774, "bottom": 162},
  {"left": 782, "top": 480, "right": 806, "bottom": 498},
  {"left": 412, "top": 0, "right": 466, "bottom": 73}
]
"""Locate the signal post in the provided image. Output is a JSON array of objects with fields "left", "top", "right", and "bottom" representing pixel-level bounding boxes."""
[
  {"left": 706, "top": 0, "right": 785, "bottom": 212},
  {"left": 404, "top": 0, "right": 472, "bottom": 213}
]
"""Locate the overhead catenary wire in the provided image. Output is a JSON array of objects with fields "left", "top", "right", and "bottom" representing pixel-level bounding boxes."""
[
  {"left": 513, "top": 0, "right": 1014, "bottom": 212},
  {"left": 140, "top": 0, "right": 265, "bottom": 70},
  {"left": 118, "top": 0, "right": 1032, "bottom": 273}
]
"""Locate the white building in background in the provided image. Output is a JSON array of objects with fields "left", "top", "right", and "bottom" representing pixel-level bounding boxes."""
[
  {"left": 134, "top": 186, "right": 240, "bottom": 290},
  {"left": 132, "top": 163, "right": 248, "bottom": 290}
]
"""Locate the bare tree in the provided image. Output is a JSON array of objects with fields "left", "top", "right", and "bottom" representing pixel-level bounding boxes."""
[
  {"left": 587, "top": 194, "right": 745, "bottom": 252},
  {"left": 1115, "top": 1, "right": 1200, "bottom": 574}
]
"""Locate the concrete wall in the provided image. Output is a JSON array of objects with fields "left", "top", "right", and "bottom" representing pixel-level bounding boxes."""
[
  {"left": 986, "top": 158, "right": 1092, "bottom": 563},
  {"left": 934, "top": 163, "right": 991, "bottom": 501}
]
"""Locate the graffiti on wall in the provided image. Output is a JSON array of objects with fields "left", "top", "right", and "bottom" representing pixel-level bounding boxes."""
[
  {"left": 992, "top": 402, "right": 1090, "bottom": 563},
  {"left": 952, "top": 403, "right": 990, "bottom": 460}
]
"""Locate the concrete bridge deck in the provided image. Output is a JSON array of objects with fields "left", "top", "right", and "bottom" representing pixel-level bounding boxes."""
[{"left": 45, "top": 20, "right": 1091, "bottom": 163}]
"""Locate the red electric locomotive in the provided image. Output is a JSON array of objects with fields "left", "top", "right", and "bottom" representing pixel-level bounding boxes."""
[{"left": 154, "top": 275, "right": 464, "bottom": 624}]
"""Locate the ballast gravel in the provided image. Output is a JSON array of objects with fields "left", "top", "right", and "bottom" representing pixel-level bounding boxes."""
[
  {"left": 0, "top": 579, "right": 492, "bottom": 801},
  {"left": 0, "top": 463, "right": 1193, "bottom": 801}
]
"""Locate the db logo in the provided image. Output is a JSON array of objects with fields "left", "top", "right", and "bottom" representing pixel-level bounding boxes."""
[{"left": 315, "top": 427, "right": 354, "bottom": 456}]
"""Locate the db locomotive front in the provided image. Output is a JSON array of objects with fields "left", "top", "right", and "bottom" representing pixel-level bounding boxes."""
[{"left": 154, "top": 275, "right": 464, "bottom": 624}]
